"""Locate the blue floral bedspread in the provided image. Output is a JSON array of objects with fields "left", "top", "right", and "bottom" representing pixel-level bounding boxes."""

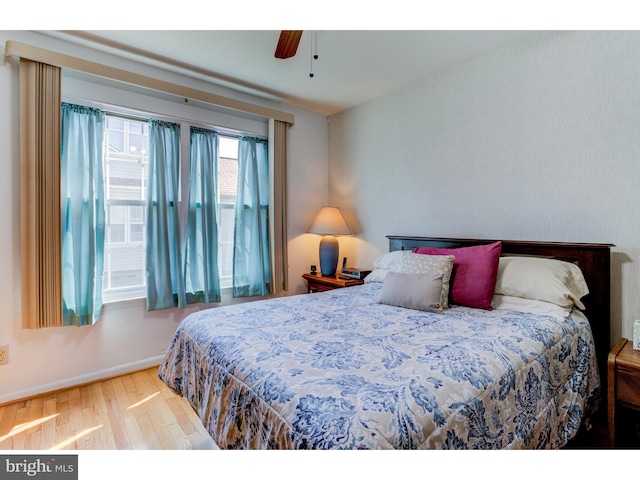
[{"left": 158, "top": 283, "right": 600, "bottom": 449}]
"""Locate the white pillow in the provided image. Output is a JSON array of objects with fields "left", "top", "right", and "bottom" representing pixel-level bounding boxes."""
[
  {"left": 394, "top": 253, "right": 455, "bottom": 309},
  {"left": 378, "top": 271, "right": 446, "bottom": 313},
  {"left": 491, "top": 294, "right": 572, "bottom": 321},
  {"left": 372, "top": 250, "right": 406, "bottom": 270},
  {"left": 494, "top": 256, "right": 589, "bottom": 309},
  {"left": 366, "top": 251, "right": 412, "bottom": 284},
  {"left": 364, "top": 269, "right": 390, "bottom": 283}
]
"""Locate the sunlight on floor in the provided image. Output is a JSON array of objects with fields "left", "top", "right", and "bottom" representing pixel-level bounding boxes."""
[
  {"left": 127, "top": 392, "right": 160, "bottom": 409},
  {"left": 52, "top": 425, "right": 103, "bottom": 450},
  {"left": 0, "top": 413, "right": 59, "bottom": 442}
]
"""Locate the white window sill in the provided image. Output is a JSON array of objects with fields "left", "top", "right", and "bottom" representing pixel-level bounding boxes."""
[{"left": 101, "top": 287, "right": 240, "bottom": 311}]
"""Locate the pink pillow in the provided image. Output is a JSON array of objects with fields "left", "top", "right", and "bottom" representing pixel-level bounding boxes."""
[{"left": 413, "top": 241, "right": 502, "bottom": 310}]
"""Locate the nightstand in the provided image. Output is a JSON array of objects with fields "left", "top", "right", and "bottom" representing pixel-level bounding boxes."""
[
  {"left": 302, "top": 273, "right": 364, "bottom": 293},
  {"left": 608, "top": 338, "right": 640, "bottom": 448}
]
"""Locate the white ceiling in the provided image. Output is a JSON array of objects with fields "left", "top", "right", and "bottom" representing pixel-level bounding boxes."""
[{"left": 42, "top": 30, "right": 539, "bottom": 116}]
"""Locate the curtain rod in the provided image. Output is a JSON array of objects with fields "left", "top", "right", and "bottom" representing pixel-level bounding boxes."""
[
  {"left": 62, "top": 94, "right": 267, "bottom": 140},
  {"left": 4, "top": 40, "right": 295, "bottom": 126}
]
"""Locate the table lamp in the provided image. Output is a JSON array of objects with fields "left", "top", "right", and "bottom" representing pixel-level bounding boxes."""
[{"left": 307, "top": 206, "right": 353, "bottom": 276}]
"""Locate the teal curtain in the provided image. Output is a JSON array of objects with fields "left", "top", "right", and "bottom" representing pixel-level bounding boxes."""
[
  {"left": 233, "top": 136, "right": 271, "bottom": 297},
  {"left": 145, "top": 119, "right": 186, "bottom": 310},
  {"left": 61, "top": 103, "right": 106, "bottom": 326},
  {"left": 185, "top": 127, "right": 221, "bottom": 304}
]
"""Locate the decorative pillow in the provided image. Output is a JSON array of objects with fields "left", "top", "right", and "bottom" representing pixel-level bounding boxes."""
[
  {"left": 494, "top": 256, "right": 589, "bottom": 309},
  {"left": 378, "top": 271, "right": 446, "bottom": 313},
  {"left": 413, "top": 241, "right": 502, "bottom": 310},
  {"left": 395, "top": 253, "right": 455, "bottom": 309}
]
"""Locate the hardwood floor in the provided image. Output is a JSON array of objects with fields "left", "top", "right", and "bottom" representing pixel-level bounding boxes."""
[{"left": 0, "top": 367, "right": 217, "bottom": 450}]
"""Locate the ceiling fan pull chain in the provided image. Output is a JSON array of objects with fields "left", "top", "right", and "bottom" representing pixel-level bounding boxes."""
[
  {"left": 310, "top": 31, "right": 318, "bottom": 78},
  {"left": 313, "top": 31, "right": 319, "bottom": 60}
]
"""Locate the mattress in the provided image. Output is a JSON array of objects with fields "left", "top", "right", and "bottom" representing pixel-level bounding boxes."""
[{"left": 158, "top": 282, "right": 600, "bottom": 449}]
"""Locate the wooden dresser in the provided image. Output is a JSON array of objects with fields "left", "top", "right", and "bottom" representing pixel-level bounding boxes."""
[{"left": 608, "top": 338, "right": 640, "bottom": 447}]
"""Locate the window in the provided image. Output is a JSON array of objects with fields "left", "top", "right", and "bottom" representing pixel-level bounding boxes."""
[
  {"left": 102, "top": 113, "right": 240, "bottom": 303},
  {"left": 218, "top": 136, "right": 239, "bottom": 289},
  {"left": 103, "top": 116, "right": 149, "bottom": 301}
]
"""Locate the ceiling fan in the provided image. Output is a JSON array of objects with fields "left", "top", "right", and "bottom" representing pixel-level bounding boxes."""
[{"left": 275, "top": 30, "right": 303, "bottom": 59}]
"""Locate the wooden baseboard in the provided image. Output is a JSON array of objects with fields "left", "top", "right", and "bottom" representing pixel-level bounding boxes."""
[{"left": 0, "top": 355, "right": 164, "bottom": 407}]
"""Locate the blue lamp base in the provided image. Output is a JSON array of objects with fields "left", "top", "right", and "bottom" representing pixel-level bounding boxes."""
[{"left": 319, "top": 235, "right": 339, "bottom": 276}]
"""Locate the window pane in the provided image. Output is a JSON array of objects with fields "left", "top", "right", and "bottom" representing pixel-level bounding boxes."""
[
  {"left": 104, "top": 245, "right": 145, "bottom": 289},
  {"left": 110, "top": 270, "right": 145, "bottom": 289},
  {"left": 105, "top": 244, "right": 145, "bottom": 289},
  {"left": 103, "top": 115, "right": 148, "bottom": 300},
  {"left": 129, "top": 133, "right": 145, "bottom": 156},
  {"left": 217, "top": 137, "right": 238, "bottom": 288},
  {"left": 110, "top": 187, "right": 140, "bottom": 201},
  {"left": 219, "top": 136, "right": 237, "bottom": 158},
  {"left": 219, "top": 157, "right": 238, "bottom": 203},
  {"left": 106, "top": 158, "right": 145, "bottom": 201},
  {"left": 218, "top": 203, "right": 235, "bottom": 288},
  {"left": 128, "top": 121, "right": 144, "bottom": 135},
  {"left": 108, "top": 130, "right": 124, "bottom": 154},
  {"left": 107, "top": 117, "right": 125, "bottom": 131}
]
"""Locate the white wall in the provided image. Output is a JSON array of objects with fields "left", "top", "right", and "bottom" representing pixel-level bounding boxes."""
[
  {"left": 329, "top": 31, "right": 640, "bottom": 346},
  {"left": 0, "top": 31, "right": 329, "bottom": 403}
]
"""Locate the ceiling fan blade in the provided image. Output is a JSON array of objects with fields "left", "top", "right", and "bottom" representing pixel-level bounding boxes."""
[{"left": 275, "top": 30, "right": 303, "bottom": 59}]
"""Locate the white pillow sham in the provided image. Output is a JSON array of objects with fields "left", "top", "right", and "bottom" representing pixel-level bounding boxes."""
[
  {"left": 366, "top": 252, "right": 406, "bottom": 283},
  {"left": 494, "top": 256, "right": 589, "bottom": 309},
  {"left": 491, "top": 294, "right": 573, "bottom": 321},
  {"left": 364, "top": 269, "right": 390, "bottom": 283},
  {"left": 366, "top": 251, "right": 419, "bottom": 284},
  {"left": 372, "top": 250, "right": 406, "bottom": 270}
]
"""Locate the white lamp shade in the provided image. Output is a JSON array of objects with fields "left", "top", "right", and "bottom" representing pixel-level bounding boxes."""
[
  {"left": 307, "top": 207, "right": 353, "bottom": 276},
  {"left": 307, "top": 207, "right": 353, "bottom": 236}
]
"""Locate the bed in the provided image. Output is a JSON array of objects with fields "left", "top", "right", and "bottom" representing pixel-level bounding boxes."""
[{"left": 158, "top": 236, "right": 613, "bottom": 449}]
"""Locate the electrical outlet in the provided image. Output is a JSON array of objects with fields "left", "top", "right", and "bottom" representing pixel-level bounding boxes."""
[{"left": 0, "top": 345, "right": 9, "bottom": 365}]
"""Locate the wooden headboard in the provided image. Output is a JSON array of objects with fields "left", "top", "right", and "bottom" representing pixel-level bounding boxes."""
[{"left": 387, "top": 235, "right": 614, "bottom": 412}]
